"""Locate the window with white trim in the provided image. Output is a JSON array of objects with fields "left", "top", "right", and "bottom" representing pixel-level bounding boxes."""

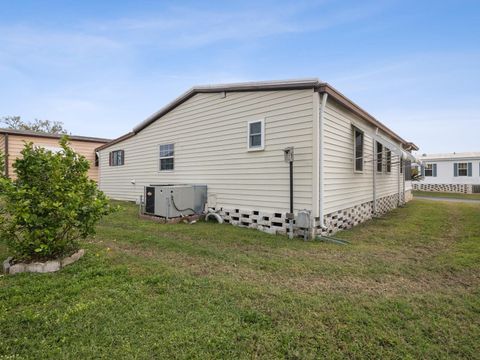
[
  {"left": 247, "top": 120, "right": 265, "bottom": 151},
  {"left": 458, "top": 162, "right": 468, "bottom": 176},
  {"left": 376, "top": 142, "right": 383, "bottom": 172},
  {"left": 425, "top": 164, "right": 433, "bottom": 177},
  {"left": 353, "top": 127, "right": 364, "bottom": 172},
  {"left": 159, "top": 144, "right": 174, "bottom": 171}
]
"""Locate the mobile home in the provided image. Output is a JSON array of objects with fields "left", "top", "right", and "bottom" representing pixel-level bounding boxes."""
[
  {"left": 96, "top": 79, "right": 419, "bottom": 235},
  {"left": 414, "top": 152, "right": 480, "bottom": 194}
]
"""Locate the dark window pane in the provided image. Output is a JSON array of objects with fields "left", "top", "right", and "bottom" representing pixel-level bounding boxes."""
[
  {"left": 386, "top": 149, "right": 391, "bottom": 172},
  {"left": 354, "top": 129, "right": 363, "bottom": 171},
  {"left": 355, "top": 158, "right": 363, "bottom": 172},
  {"left": 160, "top": 158, "right": 174, "bottom": 171},
  {"left": 376, "top": 142, "right": 383, "bottom": 172},
  {"left": 404, "top": 160, "right": 412, "bottom": 180},
  {"left": 250, "top": 134, "right": 262, "bottom": 147},
  {"left": 425, "top": 164, "right": 433, "bottom": 176},
  {"left": 110, "top": 150, "right": 124, "bottom": 166},
  {"left": 250, "top": 122, "right": 261, "bottom": 134}
]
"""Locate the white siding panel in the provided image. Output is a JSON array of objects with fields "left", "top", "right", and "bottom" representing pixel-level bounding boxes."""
[
  {"left": 323, "top": 99, "right": 403, "bottom": 214},
  {"left": 99, "top": 89, "right": 315, "bottom": 213}
]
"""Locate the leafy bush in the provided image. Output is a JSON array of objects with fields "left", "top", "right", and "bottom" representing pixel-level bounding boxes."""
[{"left": 0, "top": 137, "right": 114, "bottom": 260}]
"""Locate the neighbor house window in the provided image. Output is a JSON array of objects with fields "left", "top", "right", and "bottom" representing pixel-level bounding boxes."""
[
  {"left": 457, "top": 162, "right": 468, "bottom": 176},
  {"left": 425, "top": 164, "right": 433, "bottom": 176},
  {"left": 376, "top": 142, "right": 383, "bottom": 172},
  {"left": 353, "top": 127, "right": 364, "bottom": 172},
  {"left": 247, "top": 119, "right": 265, "bottom": 151},
  {"left": 386, "top": 149, "right": 392, "bottom": 173},
  {"left": 109, "top": 150, "right": 124, "bottom": 166},
  {"left": 159, "top": 144, "right": 174, "bottom": 171}
]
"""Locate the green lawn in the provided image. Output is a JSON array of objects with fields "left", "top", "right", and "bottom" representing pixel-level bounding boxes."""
[
  {"left": 1, "top": 200, "right": 479, "bottom": 359},
  {"left": 413, "top": 190, "right": 480, "bottom": 200}
]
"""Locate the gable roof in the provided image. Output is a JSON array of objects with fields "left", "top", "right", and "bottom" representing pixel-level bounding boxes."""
[
  {"left": 96, "top": 78, "right": 417, "bottom": 151},
  {"left": 0, "top": 128, "right": 110, "bottom": 143}
]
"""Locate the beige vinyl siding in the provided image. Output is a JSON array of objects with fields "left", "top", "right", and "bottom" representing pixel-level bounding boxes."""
[
  {"left": 99, "top": 89, "right": 315, "bottom": 213},
  {"left": 0, "top": 134, "right": 5, "bottom": 176},
  {"left": 6, "top": 135, "right": 103, "bottom": 181},
  {"left": 323, "top": 99, "right": 403, "bottom": 214}
]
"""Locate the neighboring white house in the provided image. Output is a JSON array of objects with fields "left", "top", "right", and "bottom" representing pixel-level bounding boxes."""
[
  {"left": 413, "top": 152, "right": 480, "bottom": 194},
  {"left": 96, "top": 79, "right": 419, "bottom": 236}
]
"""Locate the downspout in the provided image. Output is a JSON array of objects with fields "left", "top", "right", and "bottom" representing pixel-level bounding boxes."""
[
  {"left": 318, "top": 92, "right": 328, "bottom": 229},
  {"left": 397, "top": 154, "right": 401, "bottom": 206},
  {"left": 372, "top": 132, "right": 377, "bottom": 214},
  {"left": 402, "top": 160, "right": 407, "bottom": 204}
]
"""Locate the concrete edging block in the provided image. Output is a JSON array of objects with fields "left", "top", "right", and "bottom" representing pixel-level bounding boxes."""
[{"left": 3, "top": 249, "right": 85, "bottom": 275}]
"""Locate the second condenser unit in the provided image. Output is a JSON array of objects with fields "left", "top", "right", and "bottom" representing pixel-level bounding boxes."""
[{"left": 144, "top": 184, "right": 207, "bottom": 218}]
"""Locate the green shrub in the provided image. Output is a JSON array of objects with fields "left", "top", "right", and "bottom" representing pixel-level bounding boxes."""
[{"left": 0, "top": 137, "right": 114, "bottom": 260}]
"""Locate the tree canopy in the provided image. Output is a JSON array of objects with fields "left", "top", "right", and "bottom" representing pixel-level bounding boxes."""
[{"left": 1, "top": 116, "right": 68, "bottom": 134}]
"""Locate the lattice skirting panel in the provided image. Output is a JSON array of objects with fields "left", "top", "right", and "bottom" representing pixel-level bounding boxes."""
[
  {"left": 212, "top": 192, "right": 408, "bottom": 237},
  {"left": 315, "top": 192, "right": 404, "bottom": 236},
  {"left": 412, "top": 183, "right": 472, "bottom": 194}
]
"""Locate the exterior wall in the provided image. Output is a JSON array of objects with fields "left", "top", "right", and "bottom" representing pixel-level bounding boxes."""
[
  {"left": 0, "top": 134, "right": 5, "bottom": 176},
  {"left": 412, "top": 183, "right": 472, "bottom": 194},
  {"left": 6, "top": 134, "right": 103, "bottom": 181},
  {"left": 322, "top": 99, "right": 404, "bottom": 209},
  {"left": 418, "top": 159, "right": 480, "bottom": 185},
  {"left": 99, "top": 89, "right": 316, "bottom": 214}
]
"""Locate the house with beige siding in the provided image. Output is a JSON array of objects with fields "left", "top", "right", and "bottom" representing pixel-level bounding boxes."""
[
  {"left": 0, "top": 129, "right": 110, "bottom": 181},
  {"left": 96, "top": 79, "right": 419, "bottom": 235}
]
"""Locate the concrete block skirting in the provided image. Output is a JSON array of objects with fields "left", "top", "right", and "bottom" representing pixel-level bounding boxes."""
[
  {"left": 216, "top": 208, "right": 290, "bottom": 235},
  {"left": 3, "top": 249, "right": 85, "bottom": 275},
  {"left": 412, "top": 183, "right": 473, "bottom": 194},
  {"left": 208, "top": 192, "right": 410, "bottom": 237}
]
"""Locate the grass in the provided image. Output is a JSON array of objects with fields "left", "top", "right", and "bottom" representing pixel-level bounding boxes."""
[
  {"left": 1, "top": 200, "right": 479, "bottom": 359},
  {"left": 413, "top": 190, "right": 480, "bottom": 200}
]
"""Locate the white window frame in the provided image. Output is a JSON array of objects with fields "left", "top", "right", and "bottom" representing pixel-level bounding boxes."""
[
  {"left": 353, "top": 127, "right": 364, "bottom": 173},
  {"left": 458, "top": 162, "right": 468, "bottom": 177},
  {"left": 247, "top": 119, "right": 265, "bottom": 151},
  {"left": 159, "top": 143, "right": 174, "bottom": 172},
  {"left": 424, "top": 163, "right": 433, "bottom": 177}
]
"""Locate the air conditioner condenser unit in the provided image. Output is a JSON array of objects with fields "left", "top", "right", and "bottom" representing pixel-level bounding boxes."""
[{"left": 144, "top": 184, "right": 207, "bottom": 218}]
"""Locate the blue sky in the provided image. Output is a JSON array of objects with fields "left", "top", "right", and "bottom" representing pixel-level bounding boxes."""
[{"left": 1, "top": 0, "right": 479, "bottom": 153}]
